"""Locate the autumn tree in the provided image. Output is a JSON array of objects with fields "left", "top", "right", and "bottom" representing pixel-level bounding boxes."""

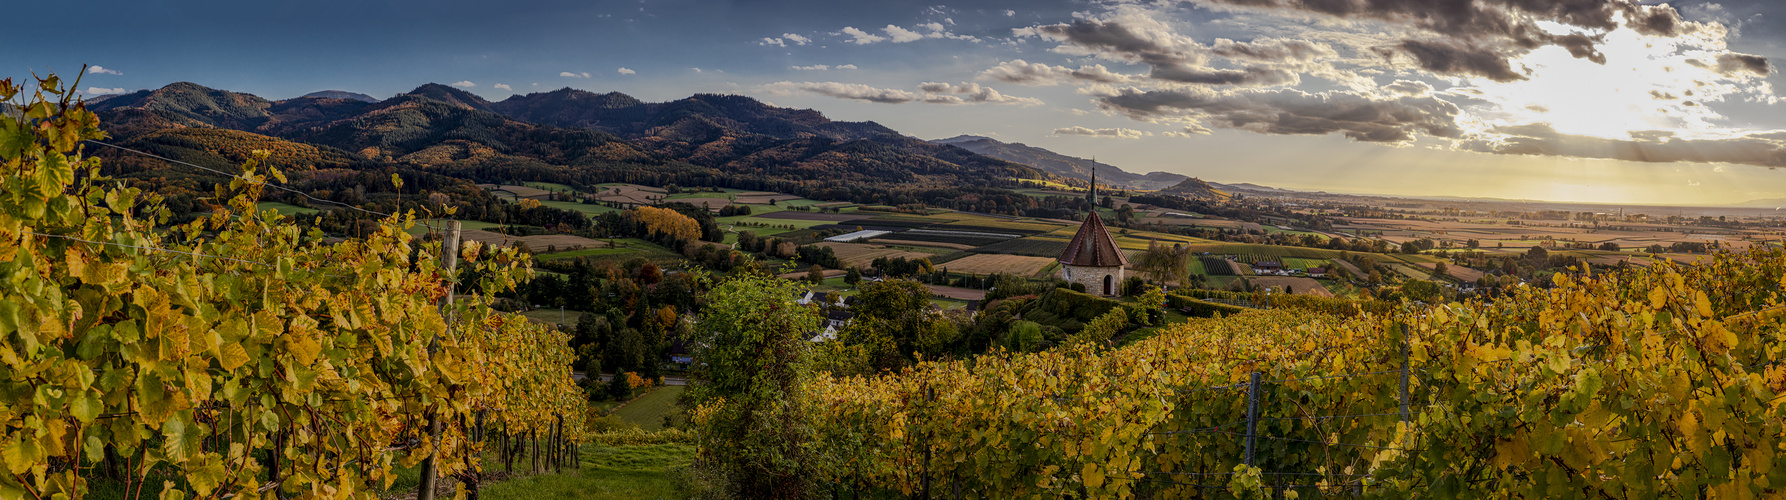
[{"left": 635, "top": 205, "right": 700, "bottom": 242}]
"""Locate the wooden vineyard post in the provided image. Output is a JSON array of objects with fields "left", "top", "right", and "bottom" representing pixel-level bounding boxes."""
[
  {"left": 419, "top": 221, "right": 462, "bottom": 500},
  {"left": 1242, "top": 371, "right": 1262, "bottom": 466}
]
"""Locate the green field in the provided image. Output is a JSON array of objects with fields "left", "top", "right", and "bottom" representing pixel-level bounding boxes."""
[
  {"left": 542, "top": 200, "right": 621, "bottom": 217},
  {"left": 524, "top": 181, "right": 577, "bottom": 193},
  {"left": 537, "top": 245, "right": 637, "bottom": 261},
  {"left": 257, "top": 201, "right": 318, "bottom": 216},
  {"left": 478, "top": 443, "right": 693, "bottom": 500},
  {"left": 1281, "top": 257, "right": 1329, "bottom": 270},
  {"left": 611, "top": 386, "right": 685, "bottom": 431},
  {"left": 520, "top": 308, "right": 585, "bottom": 327}
]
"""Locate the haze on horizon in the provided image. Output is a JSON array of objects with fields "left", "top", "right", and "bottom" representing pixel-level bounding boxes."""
[{"left": 9, "top": 0, "right": 1786, "bottom": 207}]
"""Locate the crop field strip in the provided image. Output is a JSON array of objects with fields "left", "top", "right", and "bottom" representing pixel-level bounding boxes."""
[
  {"left": 936, "top": 253, "right": 1058, "bottom": 277},
  {"left": 968, "top": 237, "right": 1070, "bottom": 258}
]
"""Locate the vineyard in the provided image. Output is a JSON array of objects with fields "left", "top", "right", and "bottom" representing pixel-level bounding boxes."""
[
  {"left": 793, "top": 246, "right": 1786, "bottom": 498},
  {"left": 0, "top": 80, "right": 585, "bottom": 499}
]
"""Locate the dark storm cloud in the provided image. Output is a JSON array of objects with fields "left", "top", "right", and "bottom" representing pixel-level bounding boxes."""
[
  {"left": 1462, "top": 123, "right": 1786, "bottom": 167},
  {"left": 1094, "top": 87, "right": 1463, "bottom": 143}
]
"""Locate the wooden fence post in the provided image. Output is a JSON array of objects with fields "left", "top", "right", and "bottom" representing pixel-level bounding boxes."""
[{"left": 419, "top": 221, "right": 462, "bottom": 500}]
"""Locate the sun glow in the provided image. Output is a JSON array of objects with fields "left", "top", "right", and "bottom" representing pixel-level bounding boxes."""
[{"left": 1446, "top": 19, "right": 1770, "bottom": 141}]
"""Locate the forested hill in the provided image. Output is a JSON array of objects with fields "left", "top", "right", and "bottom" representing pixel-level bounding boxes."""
[
  {"left": 86, "top": 81, "right": 1063, "bottom": 213},
  {"left": 931, "top": 134, "right": 1187, "bottom": 190},
  {"left": 491, "top": 89, "right": 902, "bottom": 140}
]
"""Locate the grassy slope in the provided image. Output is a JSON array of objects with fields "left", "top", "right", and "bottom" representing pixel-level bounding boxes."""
[{"left": 611, "top": 386, "right": 684, "bottom": 431}]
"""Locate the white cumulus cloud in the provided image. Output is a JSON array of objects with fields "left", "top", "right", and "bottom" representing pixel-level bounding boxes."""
[
  {"left": 450, "top": 81, "right": 476, "bottom": 88},
  {"left": 84, "top": 87, "right": 127, "bottom": 95},
  {"left": 88, "top": 66, "right": 122, "bottom": 76},
  {"left": 884, "top": 25, "right": 924, "bottom": 43},
  {"left": 493, "top": 83, "right": 512, "bottom": 91},
  {"left": 617, "top": 68, "right": 636, "bottom": 75},
  {"left": 791, "top": 65, "right": 831, "bottom": 71},
  {"left": 840, "top": 26, "right": 887, "bottom": 44},
  {"left": 784, "top": 33, "right": 811, "bottom": 45},
  {"left": 560, "top": 71, "right": 591, "bottom": 78},
  {"left": 836, "top": 64, "right": 859, "bottom": 70}
]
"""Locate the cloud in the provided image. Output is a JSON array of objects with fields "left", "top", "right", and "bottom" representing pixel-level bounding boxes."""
[
  {"left": 763, "top": 81, "right": 920, "bottom": 103},
  {"left": 1686, "top": 53, "right": 1771, "bottom": 77},
  {"left": 692, "top": 67, "right": 702, "bottom": 73},
  {"left": 1094, "top": 86, "right": 1463, "bottom": 143},
  {"left": 979, "top": 59, "right": 1137, "bottom": 86},
  {"left": 1020, "top": 18, "right": 1301, "bottom": 87},
  {"left": 1162, "top": 127, "right": 1210, "bottom": 138},
  {"left": 836, "top": 64, "right": 858, "bottom": 70},
  {"left": 791, "top": 65, "right": 831, "bottom": 71},
  {"left": 884, "top": 25, "right": 924, "bottom": 43},
  {"left": 87, "top": 65, "right": 122, "bottom": 76},
  {"left": 1461, "top": 123, "right": 1786, "bottom": 168},
  {"left": 450, "top": 81, "right": 476, "bottom": 88},
  {"left": 617, "top": 68, "right": 636, "bottom": 75},
  {"left": 840, "top": 26, "right": 887, "bottom": 44},
  {"left": 1005, "top": 10, "right": 1015, "bottom": 17},
  {"left": 560, "top": 71, "right": 591, "bottom": 78},
  {"left": 761, "top": 33, "right": 812, "bottom": 47},
  {"left": 493, "top": 83, "right": 512, "bottom": 91},
  {"left": 917, "top": 82, "right": 1044, "bottom": 105},
  {"left": 1182, "top": 0, "right": 1728, "bottom": 82},
  {"left": 1053, "top": 126, "right": 1150, "bottom": 139},
  {"left": 1382, "top": 80, "right": 1433, "bottom": 96},
  {"left": 1385, "top": 39, "right": 1526, "bottom": 82},
  {"left": 84, "top": 87, "right": 127, "bottom": 95},
  {"left": 763, "top": 81, "right": 1041, "bottom": 106}
]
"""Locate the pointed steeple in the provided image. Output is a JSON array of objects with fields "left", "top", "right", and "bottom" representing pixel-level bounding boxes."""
[{"left": 1087, "top": 156, "right": 1098, "bottom": 206}]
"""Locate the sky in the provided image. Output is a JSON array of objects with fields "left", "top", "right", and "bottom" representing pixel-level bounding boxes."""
[{"left": 10, "top": 0, "right": 1786, "bottom": 206}]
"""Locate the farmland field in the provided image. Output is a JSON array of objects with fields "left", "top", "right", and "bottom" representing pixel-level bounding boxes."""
[
  {"left": 886, "top": 229, "right": 1015, "bottom": 247},
  {"left": 938, "top": 220, "right": 1064, "bottom": 234},
  {"left": 1280, "top": 257, "right": 1329, "bottom": 270},
  {"left": 869, "top": 239, "right": 977, "bottom": 250},
  {"left": 1199, "top": 256, "right": 1242, "bottom": 275},
  {"left": 969, "top": 237, "right": 1069, "bottom": 258},
  {"left": 541, "top": 200, "right": 620, "bottom": 216},
  {"left": 257, "top": 201, "right": 318, "bottom": 216},
  {"left": 813, "top": 242, "right": 936, "bottom": 268},
  {"left": 1185, "top": 243, "right": 1347, "bottom": 261},
  {"left": 935, "top": 253, "right": 1057, "bottom": 277}
]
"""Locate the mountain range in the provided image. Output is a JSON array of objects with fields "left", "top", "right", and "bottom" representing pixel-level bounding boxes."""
[
  {"left": 86, "top": 82, "right": 1054, "bottom": 195},
  {"left": 930, "top": 135, "right": 1187, "bottom": 190}
]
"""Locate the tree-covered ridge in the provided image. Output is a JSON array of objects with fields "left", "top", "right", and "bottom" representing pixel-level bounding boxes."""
[{"left": 89, "top": 81, "right": 1062, "bottom": 196}]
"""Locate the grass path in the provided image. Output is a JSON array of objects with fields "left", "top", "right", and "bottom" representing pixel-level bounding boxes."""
[{"left": 611, "top": 386, "right": 684, "bottom": 431}]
